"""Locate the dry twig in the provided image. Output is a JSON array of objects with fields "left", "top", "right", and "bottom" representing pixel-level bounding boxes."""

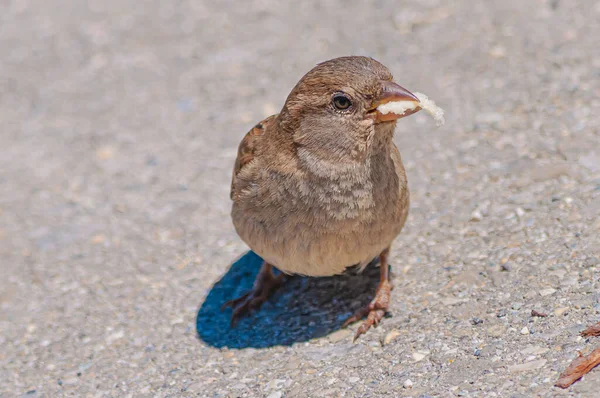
[
  {"left": 580, "top": 322, "right": 600, "bottom": 338},
  {"left": 531, "top": 310, "right": 548, "bottom": 318},
  {"left": 555, "top": 348, "right": 600, "bottom": 388}
]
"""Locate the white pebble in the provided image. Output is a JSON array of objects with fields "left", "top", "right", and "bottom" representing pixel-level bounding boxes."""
[
  {"left": 412, "top": 351, "right": 429, "bottom": 361},
  {"left": 403, "top": 379, "right": 414, "bottom": 388},
  {"left": 471, "top": 209, "right": 483, "bottom": 222},
  {"left": 539, "top": 288, "right": 557, "bottom": 297}
]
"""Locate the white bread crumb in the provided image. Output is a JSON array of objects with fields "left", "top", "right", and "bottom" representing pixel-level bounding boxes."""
[
  {"left": 414, "top": 92, "right": 445, "bottom": 127},
  {"left": 377, "top": 92, "right": 445, "bottom": 127},
  {"left": 376, "top": 100, "right": 420, "bottom": 116}
]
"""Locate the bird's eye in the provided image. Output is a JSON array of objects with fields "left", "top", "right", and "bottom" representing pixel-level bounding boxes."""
[{"left": 332, "top": 94, "right": 352, "bottom": 110}]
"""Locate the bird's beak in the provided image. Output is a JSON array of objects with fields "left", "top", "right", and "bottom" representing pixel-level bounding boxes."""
[{"left": 368, "top": 81, "right": 421, "bottom": 123}]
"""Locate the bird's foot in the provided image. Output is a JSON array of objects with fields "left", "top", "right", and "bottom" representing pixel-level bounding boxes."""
[
  {"left": 221, "top": 263, "right": 285, "bottom": 327},
  {"left": 343, "top": 279, "right": 392, "bottom": 341}
]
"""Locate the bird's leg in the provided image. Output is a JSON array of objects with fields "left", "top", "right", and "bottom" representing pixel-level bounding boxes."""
[
  {"left": 221, "top": 262, "right": 285, "bottom": 326},
  {"left": 343, "top": 247, "right": 392, "bottom": 341}
]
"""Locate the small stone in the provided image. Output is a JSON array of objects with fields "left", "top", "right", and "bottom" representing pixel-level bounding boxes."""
[
  {"left": 553, "top": 307, "right": 569, "bottom": 316},
  {"left": 521, "top": 346, "right": 549, "bottom": 355},
  {"left": 470, "top": 210, "right": 483, "bottom": 222},
  {"left": 383, "top": 329, "right": 402, "bottom": 345},
  {"left": 442, "top": 297, "right": 466, "bottom": 306},
  {"left": 185, "top": 382, "right": 205, "bottom": 392},
  {"left": 348, "top": 377, "right": 360, "bottom": 383},
  {"left": 539, "top": 288, "right": 557, "bottom": 297},
  {"left": 91, "top": 234, "right": 106, "bottom": 244},
  {"left": 489, "top": 45, "right": 507, "bottom": 58},
  {"left": 512, "top": 302, "right": 522, "bottom": 310},
  {"left": 584, "top": 257, "right": 599, "bottom": 267},
  {"left": 266, "top": 392, "right": 283, "bottom": 398},
  {"left": 106, "top": 330, "right": 124, "bottom": 344},
  {"left": 412, "top": 351, "right": 429, "bottom": 362},
  {"left": 520, "top": 327, "right": 530, "bottom": 335},
  {"left": 62, "top": 377, "right": 79, "bottom": 386},
  {"left": 471, "top": 317, "right": 483, "bottom": 325},
  {"left": 508, "top": 359, "right": 547, "bottom": 373},
  {"left": 579, "top": 152, "right": 600, "bottom": 172},
  {"left": 403, "top": 379, "right": 413, "bottom": 389},
  {"left": 96, "top": 146, "right": 115, "bottom": 160},
  {"left": 328, "top": 329, "right": 351, "bottom": 343}
]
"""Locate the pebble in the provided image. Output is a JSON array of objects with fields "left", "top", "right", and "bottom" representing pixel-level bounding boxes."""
[
  {"left": 521, "top": 346, "right": 549, "bottom": 355},
  {"left": 185, "top": 382, "right": 205, "bottom": 392},
  {"left": 348, "top": 377, "right": 360, "bottom": 383},
  {"left": 470, "top": 210, "right": 483, "bottom": 222},
  {"left": 553, "top": 307, "right": 569, "bottom": 316},
  {"left": 442, "top": 297, "right": 467, "bottom": 306},
  {"left": 328, "top": 329, "right": 351, "bottom": 343},
  {"left": 95, "top": 146, "right": 115, "bottom": 160},
  {"left": 412, "top": 351, "right": 430, "bottom": 362},
  {"left": 403, "top": 379, "right": 413, "bottom": 389},
  {"left": 539, "top": 288, "right": 557, "bottom": 297},
  {"left": 62, "top": 377, "right": 79, "bottom": 386},
  {"left": 266, "top": 392, "right": 283, "bottom": 398},
  {"left": 508, "top": 359, "right": 547, "bottom": 373},
  {"left": 383, "top": 329, "right": 402, "bottom": 345},
  {"left": 515, "top": 207, "right": 526, "bottom": 218},
  {"left": 520, "top": 327, "right": 530, "bottom": 335},
  {"left": 500, "top": 263, "right": 512, "bottom": 272},
  {"left": 584, "top": 257, "right": 599, "bottom": 267},
  {"left": 106, "top": 330, "right": 124, "bottom": 344}
]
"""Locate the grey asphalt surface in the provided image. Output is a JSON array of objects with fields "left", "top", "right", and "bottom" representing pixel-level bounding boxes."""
[{"left": 1, "top": 0, "right": 600, "bottom": 397}]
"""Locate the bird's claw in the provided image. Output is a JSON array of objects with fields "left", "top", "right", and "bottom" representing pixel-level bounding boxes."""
[
  {"left": 221, "top": 264, "right": 284, "bottom": 327},
  {"left": 343, "top": 279, "right": 391, "bottom": 341}
]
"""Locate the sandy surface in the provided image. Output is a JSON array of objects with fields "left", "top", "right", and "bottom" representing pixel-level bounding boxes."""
[{"left": 1, "top": 0, "right": 600, "bottom": 397}]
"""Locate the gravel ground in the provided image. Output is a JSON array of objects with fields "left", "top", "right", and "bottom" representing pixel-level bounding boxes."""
[{"left": 1, "top": 0, "right": 600, "bottom": 397}]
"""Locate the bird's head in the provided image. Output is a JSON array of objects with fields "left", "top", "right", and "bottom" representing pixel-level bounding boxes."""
[{"left": 279, "top": 56, "right": 421, "bottom": 166}]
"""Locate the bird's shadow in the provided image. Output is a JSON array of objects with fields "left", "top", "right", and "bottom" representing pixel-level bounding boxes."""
[{"left": 196, "top": 251, "right": 381, "bottom": 349}]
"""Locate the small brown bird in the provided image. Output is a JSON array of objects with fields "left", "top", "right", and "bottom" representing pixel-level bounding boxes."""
[{"left": 223, "top": 56, "right": 422, "bottom": 340}]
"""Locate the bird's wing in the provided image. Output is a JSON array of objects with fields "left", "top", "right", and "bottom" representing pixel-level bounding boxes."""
[{"left": 230, "top": 115, "right": 277, "bottom": 200}]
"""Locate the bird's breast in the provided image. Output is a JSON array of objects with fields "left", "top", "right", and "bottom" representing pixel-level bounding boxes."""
[{"left": 232, "top": 149, "right": 408, "bottom": 276}]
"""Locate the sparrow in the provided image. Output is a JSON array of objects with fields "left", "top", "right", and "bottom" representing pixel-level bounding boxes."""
[{"left": 223, "top": 56, "right": 422, "bottom": 340}]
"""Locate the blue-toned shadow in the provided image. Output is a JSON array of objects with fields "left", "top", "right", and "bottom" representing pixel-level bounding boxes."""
[{"left": 196, "top": 251, "right": 381, "bottom": 349}]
